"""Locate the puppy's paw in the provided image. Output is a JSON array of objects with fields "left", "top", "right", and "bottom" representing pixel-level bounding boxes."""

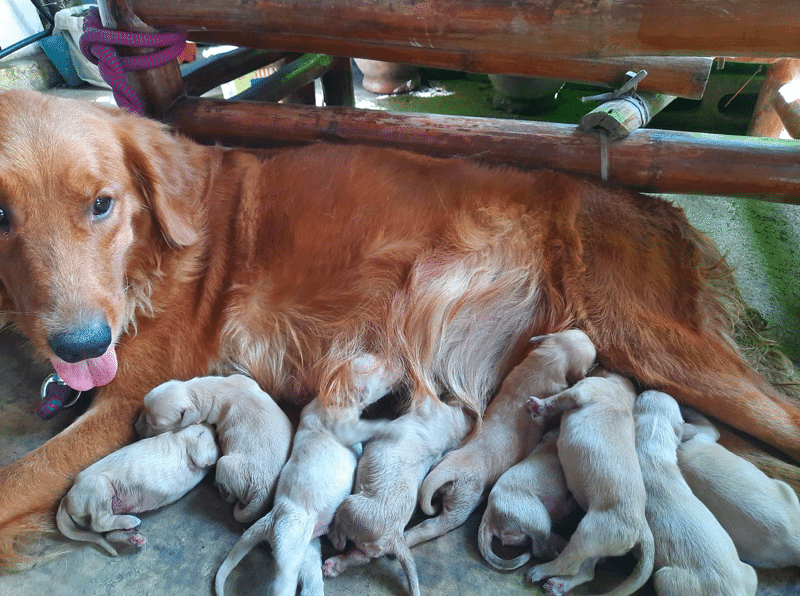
[
  {"left": 321, "top": 557, "right": 344, "bottom": 578},
  {"left": 544, "top": 577, "right": 567, "bottom": 596},
  {"left": 526, "top": 563, "right": 551, "bottom": 583},
  {"left": 525, "top": 396, "right": 547, "bottom": 417},
  {"left": 105, "top": 529, "right": 147, "bottom": 552}
]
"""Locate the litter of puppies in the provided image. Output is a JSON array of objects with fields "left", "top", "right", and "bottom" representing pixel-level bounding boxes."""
[{"left": 56, "top": 331, "right": 797, "bottom": 595}]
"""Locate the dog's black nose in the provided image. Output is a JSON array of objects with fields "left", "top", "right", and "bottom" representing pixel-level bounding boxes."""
[{"left": 48, "top": 319, "right": 112, "bottom": 363}]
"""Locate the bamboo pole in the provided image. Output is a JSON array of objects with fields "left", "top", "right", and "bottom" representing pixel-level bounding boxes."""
[
  {"left": 163, "top": 97, "right": 800, "bottom": 203},
  {"left": 580, "top": 92, "right": 676, "bottom": 139},
  {"left": 129, "top": 0, "right": 800, "bottom": 61}
]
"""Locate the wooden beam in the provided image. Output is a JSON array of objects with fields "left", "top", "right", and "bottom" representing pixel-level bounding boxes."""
[
  {"left": 129, "top": 0, "right": 799, "bottom": 62},
  {"left": 182, "top": 48, "right": 286, "bottom": 97},
  {"left": 164, "top": 97, "right": 800, "bottom": 203}
]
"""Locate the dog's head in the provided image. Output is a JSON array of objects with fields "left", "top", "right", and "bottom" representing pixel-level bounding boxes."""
[{"left": 0, "top": 90, "right": 203, "bottom": 391}]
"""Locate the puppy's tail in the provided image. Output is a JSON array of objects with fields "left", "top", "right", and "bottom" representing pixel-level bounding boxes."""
[
  {"left": 477, "top": 516, "right": 531, "bottom": 571},
  {"left": 55, "top": 499, "right": 118, "bottom": 557},
  {"left": 392, "top": 537, "right": 421, "bottom": 596},
  {"left": 594, "top": 524, "right": 654, "bottom": 596},
  {"left": 330, "top": 417, "right": 393, "bottom": 447},
  {"left": 215, "top": 513, "right": 273, "bottom": 596}
]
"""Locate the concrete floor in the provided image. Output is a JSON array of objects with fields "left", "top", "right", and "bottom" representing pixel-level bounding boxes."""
[{"left": 1, "top": 59, "right": 800, "bottom": 595}]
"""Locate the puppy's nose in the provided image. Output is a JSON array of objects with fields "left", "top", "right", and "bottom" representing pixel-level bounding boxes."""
[{"left": 48, "top": 318, "right": 112, "bottom": 363}]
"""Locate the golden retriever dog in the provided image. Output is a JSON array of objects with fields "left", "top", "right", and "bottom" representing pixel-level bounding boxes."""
[{"left": 0, "top": 89, "right": 797, "bottom": 564}]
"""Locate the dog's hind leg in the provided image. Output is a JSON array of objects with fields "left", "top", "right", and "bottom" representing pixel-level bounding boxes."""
[
  {"left": 298, "top": 539, "right": 324, "bottom": 596},
  {"left": 602, "top": 325, "right": 800, "bottom": 461}
]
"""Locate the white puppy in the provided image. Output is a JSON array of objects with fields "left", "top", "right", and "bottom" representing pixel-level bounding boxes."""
[
  {"left": 478, "top": 428, "right": 573, "bottom": 570},
  {"left": 525, "top": 370, "right": 653, "bottom": 596},
  {"left": 215, "top": 354, "right": 400, "bottom": 596},
  {"left": 408, "top": 330, "right": 596, "bottom": 547},
  {"left": 634, "top": 390, "right": 757, "bottom": 596},
  {"left": 322, "top": 393, "right": 473, "bottom": 596},
  {"left": 57, "top": 423, "right": 219, "bottom": 556},
  {"left": 136, "top": 374, "right": 293, "bottom": 522},
  {"left": 678, "top": 408, "right": 800, "bottom": 568}
]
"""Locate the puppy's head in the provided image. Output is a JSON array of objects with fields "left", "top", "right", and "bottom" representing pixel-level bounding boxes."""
[
  {"left": 137, "top": 379, "right": 200, "bottom": 436},
  {"left": 634, "top": 390, "right": 684, "bottom": 439},
  {"left": 0, "top": 90, "right": 203, "bottom": 391}
]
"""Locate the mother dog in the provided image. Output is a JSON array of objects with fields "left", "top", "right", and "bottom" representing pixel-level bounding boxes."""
[{"left": 0, "top": 90, "right": 797, "bottom": 563}]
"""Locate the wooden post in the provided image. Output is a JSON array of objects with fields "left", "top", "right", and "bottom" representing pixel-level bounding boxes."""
[
  {"left": 321, "top": 57, "right": 355, "bottom": 107},
  {"left": 580, "top": 92, "right": 676, "bottom": 139},
  {"left": 773, "top": 80, "right": 800, "bottom": 139},
  {"left": 163, "top": 97, "right": 800, "bottom": 203},
  {"left": 99, "top": 0, "right": 184, "bottom": 119},
  {"left": 748, "top": 59, "right": 800, "bottom": 138}
]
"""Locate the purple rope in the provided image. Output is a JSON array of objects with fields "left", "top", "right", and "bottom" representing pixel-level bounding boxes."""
[{"left": 79, "top": 7, "right": 186, "bottom": 115}]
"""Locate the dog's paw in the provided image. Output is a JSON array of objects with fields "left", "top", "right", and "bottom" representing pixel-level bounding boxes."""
[
  {"left": 525, "top": 396, "right": 546, "bottom": 417},
  {"left": 544, "top": 577, "right": 567, "bottom": 596},
  {"left": 321, "top": 557, "right": 344, "bottom": 578}
]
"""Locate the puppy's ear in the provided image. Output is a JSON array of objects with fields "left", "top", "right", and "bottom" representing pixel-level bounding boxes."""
[
  {"left": 680, "top": 422, "right": 698, "bottom": 442},
  {"left": 116, "top": 115, "right": 202, "bottom": 247}
]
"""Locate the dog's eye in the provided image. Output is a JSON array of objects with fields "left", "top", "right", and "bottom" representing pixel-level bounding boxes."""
[
  {"left": 0, "top": 206, "right": 10, "bottom": 235},
  {"left": 92, "top": 196, "right": 113, "bottom": 219}
]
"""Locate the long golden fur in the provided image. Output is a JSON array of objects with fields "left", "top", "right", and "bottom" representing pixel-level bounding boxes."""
[{"left": 0, "top": 90, "right": 797, "bottom": 564}]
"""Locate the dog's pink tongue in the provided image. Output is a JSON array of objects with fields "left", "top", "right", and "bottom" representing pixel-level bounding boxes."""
[{"left": 51, "top": 346, "right": 118, "bottom": 392}]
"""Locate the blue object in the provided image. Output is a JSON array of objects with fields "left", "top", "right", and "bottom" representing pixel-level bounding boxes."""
[{"left": 39, "top": 32, "right": 83, "bottom": 87}]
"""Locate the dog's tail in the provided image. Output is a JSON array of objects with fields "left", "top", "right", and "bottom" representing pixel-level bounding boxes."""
[
  {"left": 215, "top": 512, "right": 273, "bottom": 596},
  {"left": 55, "top": 499, "right": 118, "bottom": 557},
  {"left": 477, "top": 516, "right": 531, "bottom": 571},
  {"left": 594, "top": 524, "right": 654, "bottom": 596}
]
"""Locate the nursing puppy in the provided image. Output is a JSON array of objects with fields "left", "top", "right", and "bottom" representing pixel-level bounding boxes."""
[
  {"left": 136, "top": 374, "right": 293, "bottom": 522},
  {"left": 634, "top": 391, "right": 757, "bottom": 596},
  {"left": 214, "top": 397, "right": 359, "bottom": 596},
  {"left": 322, "top": 393, "right": 473, "bottom": 596},
  {"left": 678, "top": 408, "right": 800, "bottom": 568},
  {"left": 478, "top": 428, "right": 573, "bottom": 570},
  {"left": 525, "top": 370, "right": 653, "bottom": 596},
  {"left": 215, "top": 355, "right": 398, "bottom": 596},
  {"left": 57, "top": 424, "right": 219, "bottom": 556},
  {"left": 408, "top": 330, "right": 595, "bottom": 546}
]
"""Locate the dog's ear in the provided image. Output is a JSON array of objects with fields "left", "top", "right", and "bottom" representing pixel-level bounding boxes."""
[{"left": 115, "top": 115, "right": 202, "bottom": 247}]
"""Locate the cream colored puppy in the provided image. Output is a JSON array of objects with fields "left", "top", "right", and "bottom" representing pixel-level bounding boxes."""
[
  {"left": 215, "top": 354, "right": 400, "bottom": 596},
  {"left": 525, "top": 370, "right": 653, "bottom": 596},
  {"left": 322, "top": 393, "right": 473, "bottom": 596},
  {"left": 408, "top": 330, "right": 596, "bottom": 547},
  {"left": 678, "top": 408, "right": 800, "bottom": 568},
  {"left": 136, "top": 374, "right": 293, "bottom": 522},
  {"left": 478, "top": 428, "right": 573, "bottom": 570},
  {"left": 215, "top": 397, "right": 360, "bottom": 596},
  {"left": 57, "top": 424, "right": 219, "bottom": 555},
  {"left": 634, "top": 390, "right": 757, "bottom": 596}
]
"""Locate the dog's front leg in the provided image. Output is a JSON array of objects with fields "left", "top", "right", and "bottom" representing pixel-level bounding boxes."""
[{"left": 0, "top": 381, "right": 143, "bottom": 564}]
